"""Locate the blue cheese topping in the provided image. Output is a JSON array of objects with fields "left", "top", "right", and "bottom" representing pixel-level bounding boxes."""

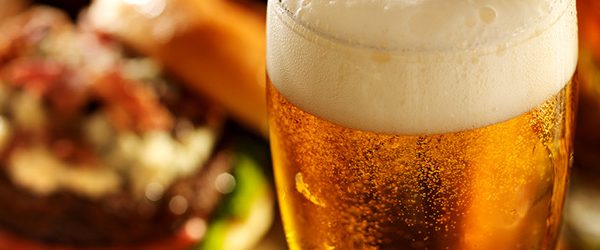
[
  {"left": 8, "top": 146, "right": 121, "bottom": 199},
  {"left": 114, "top": 126, "right": 219, "bottom": 198},
  {"left": 11, "top": 91, "right": 47, "bottom": 131},
  {"left": 5, "top": 113, "right": 219, "bottom": 199}
]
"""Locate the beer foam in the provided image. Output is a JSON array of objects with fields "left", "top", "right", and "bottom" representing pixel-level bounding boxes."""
[{"left": 267, "top": 0, "right": 578, "bottom": 135}]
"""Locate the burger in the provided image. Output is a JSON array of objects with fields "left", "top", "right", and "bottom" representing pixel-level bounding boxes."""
[{"left": 0, "top": 2, "right": 272, "bottom": 249}]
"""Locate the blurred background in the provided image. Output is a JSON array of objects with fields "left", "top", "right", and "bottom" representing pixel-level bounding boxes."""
[
  {"left": 0, "top": 0, "right": 286, "bottom": 249},
  {"left": 563, "top": 0, "right": 600, "bottom": 249}
]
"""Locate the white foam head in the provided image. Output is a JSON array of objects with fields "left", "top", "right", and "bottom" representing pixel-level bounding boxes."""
[{"left": 266, "top": 0, "right": 578, "bottom": 135}]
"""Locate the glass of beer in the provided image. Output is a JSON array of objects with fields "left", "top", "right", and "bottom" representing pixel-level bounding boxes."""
[{"left": 266, "top": 0, "right": 578, "bottom": 249}]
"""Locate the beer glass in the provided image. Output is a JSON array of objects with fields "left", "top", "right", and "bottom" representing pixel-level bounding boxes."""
[{"left": 266, "top": 0, "right": 578, "bottom": 249}]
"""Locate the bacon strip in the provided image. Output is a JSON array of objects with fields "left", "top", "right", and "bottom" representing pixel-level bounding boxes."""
[
  {"left": 92, "top": 72, "right": 174, "bottom": 132},
  {"left": 2, "top": 59, "right": 89, "bottom": 118}
]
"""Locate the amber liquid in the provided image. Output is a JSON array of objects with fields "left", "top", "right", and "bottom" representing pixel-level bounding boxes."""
[{"left": 268, "top": 79, "right": 575, "bottom": 250}]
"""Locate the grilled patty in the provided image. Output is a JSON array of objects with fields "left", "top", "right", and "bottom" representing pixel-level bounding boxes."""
[{"left": 0, "top": 146, "right": 234, "bottom": 246}]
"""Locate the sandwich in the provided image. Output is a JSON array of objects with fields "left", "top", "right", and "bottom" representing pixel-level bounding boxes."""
[{"left": 0, "top": 4, "right": 272, "bottom": 250}]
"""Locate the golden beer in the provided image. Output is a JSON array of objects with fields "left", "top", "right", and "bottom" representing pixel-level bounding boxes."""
[
  {"left": 269, "top": 80, "right": 575, "bottom": 250},
  {"left": 266, "top": 0, "right": 578, "bottom": 249}
]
